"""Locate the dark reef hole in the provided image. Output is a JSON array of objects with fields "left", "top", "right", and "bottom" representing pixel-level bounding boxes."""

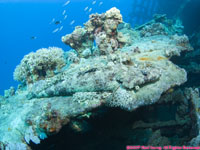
[
  {"left": 30, "top": 103, "right": 195, "bottom": 150},
  {"left": 171, "top": 52, "right": 200, "bottom": 88},
  {"left": 183, "top": 73, "right": 200, "bottom": 87}
]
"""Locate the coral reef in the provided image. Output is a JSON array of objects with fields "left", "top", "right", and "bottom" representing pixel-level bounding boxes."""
[
  {"left": 61, "top": 26, "right": 94, "bottom": 56},
  {"left": 140, "top": 22, "right": 167, "bottom": 37},
  {"left": 4, "top": 86, "right": 15, "bottom": 98},
  {"left": 13, "top": 47, "right": 66, "bottom": 84},
  {"left": 176, "top": 27, "right": 200, "bottom": 75},
  {"left": 0, "top": 8, "right": 199, "bottom": 150},
  {"left": 62, "top": 7, "right": 129, "bottom": 56},
  {"left": 136, "top": 14, "right": 184, "bottom": 37}
]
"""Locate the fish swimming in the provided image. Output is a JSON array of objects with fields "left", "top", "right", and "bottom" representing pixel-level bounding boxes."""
[
  {"left": 52, "top": 28, "right": 59, "bottom": 33},
  {"left": 62, "top": 10, "right": 66, "bottom": 15},
  {"left": 88, "top": 8, "right": 92, "bottom": 12},
  {"left": 59, "top": 26, "right": 63, "bottom": 31},
  {"left": 31, "top": 36, "right": 37, "bottom": 40},
  {"left": 92, "top": 0, "right": 96, "bottom": 5},
  {"left": 99, "top": 2, "right": 103, "bottom": 6},
  {"left": 55, "top": 21, "right": 62, "bottom": 25},
  {"left": 64, "top": 15, "right": 68, "bottom": 20},
  {"left": 63, "top": 0, "right": 70, "bottom": 7},
  {"left": 84, "top": 6, "right": 89, "bottom": 11},
  {"left": 70, "top": 20, "right": 75, "bottom": 25}
]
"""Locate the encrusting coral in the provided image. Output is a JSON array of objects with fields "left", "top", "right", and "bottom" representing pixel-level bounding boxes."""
[{"left": 13, "top": 47, "right": 66, "bottom": 84}]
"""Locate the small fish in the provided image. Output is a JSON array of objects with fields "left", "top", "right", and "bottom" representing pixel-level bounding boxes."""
[
  {"left": 62, "top": 10, "right": 66, "bottom": 15},
  {"left": 31, "top": 36, "right": 37, "bottom": 40},
  {"left": 64, "top": 15, "right": 68, "bottom": 20},
  {"left": 70, "top": 20, "right": 75, "bottom": 25},
  {"left": 59, "top": 26, "right": 63, "bottom": 31},
  {"left": 99, "top": 2, "right": 103, "bottom": 6},
  {"left": 84, "top": 6, "right": 88, "bottom": 11},
  {"left": 49, "top": 18, "right": 55, "bottom": 24},
  {"left": 92, "top": 0, "right": 96, "bottom": 5},
  {"left": 88, "top": 8, "right": 92, "bottom": 12},
  {"left": 52, "top": 28, "right": 59, "bottom": 33},
  {"left": 63, "top": 0, "right": 70, "bottom": 6},
  {"left": 55, "top": 21, "right": 62, "bottom": 25}
]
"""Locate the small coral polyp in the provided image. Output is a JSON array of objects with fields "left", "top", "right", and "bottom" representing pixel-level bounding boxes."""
[
  {"left": 62, "top": 7, "right": 127, "bottom": 57},
  {"left": 13, "top": 47, "right": 66, "bottom": 84}
]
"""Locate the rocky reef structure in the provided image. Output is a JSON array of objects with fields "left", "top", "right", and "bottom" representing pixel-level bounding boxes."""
[
  {"left": 0, "top": 8, "right": 199, "bottom": 150},
  {"left": 13, "top": 47, "right": 66, "bottom": 84},
  {"left": 170, "top": 25, "right": 200, "bottom": 90},
  {"left": 135, "top": 14, "right": 184, "bottom": 37},
  {"left": 62, "top": 7, "right": 130, "bottom": 57}
]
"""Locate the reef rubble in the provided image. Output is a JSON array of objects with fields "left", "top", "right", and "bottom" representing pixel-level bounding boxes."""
[{"left": 0, "top": 8, "right": 199, "bottom": 150}]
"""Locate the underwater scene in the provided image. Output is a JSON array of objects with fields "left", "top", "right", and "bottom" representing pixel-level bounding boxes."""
[{"left": 1, "top": 0, "right": 200, "bottom": 149}]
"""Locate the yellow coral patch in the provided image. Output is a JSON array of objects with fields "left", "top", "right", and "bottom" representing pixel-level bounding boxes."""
[
  {"left": 167, "top": 88, "right": 174, "bottom": 93},
  {"left": 49, "top": 127, "right": 56, "bottom": 133},
  {"left": 139, "top": 56, "right": 167, "bottom": 61},
  {"left": 157, "top": 56, "right": 167, "bottom": 60},
  {"left": 196, "top": 108, "right": 200, "bottom": 113},
  {"left": 139, "top": 57, "right": 153, "bottom": 61}
]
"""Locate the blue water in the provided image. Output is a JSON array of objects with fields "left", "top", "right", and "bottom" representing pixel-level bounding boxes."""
[{"left": 0, "top": 0, "right": 159, "bottom": 95}]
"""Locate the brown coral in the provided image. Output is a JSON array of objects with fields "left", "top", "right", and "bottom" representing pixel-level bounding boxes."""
[
  {"left": 62, "top": 26, "right": 94, "bottom": 56},
  {"left": 62, "top": 7, "right": 128, "bottom": 57}
]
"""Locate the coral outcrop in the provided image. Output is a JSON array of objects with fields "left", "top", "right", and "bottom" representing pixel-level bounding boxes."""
[
  {"left": 28, "top": 33, "right": 191, "bottom": 110},
  {"left": 136, "top": 14, "right": 184, "bottom": 36},
  {"left": 14, "top": 47, "right": 66, "bottom": 84},
  {"left": 61, "top": 26, "right": 94, "bottom": 56},
  {"left": 62, "top": 7, "right": 128, "bottom": 56},
  {"left": 0, "top": 8, "right": 198, "bottom": 150}
]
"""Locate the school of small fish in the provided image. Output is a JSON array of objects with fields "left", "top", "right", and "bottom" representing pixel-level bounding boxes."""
[
  {"left": 70, "top": 20, "right": 75, "bottom": 25},
  {"left": 84, "top": 6, "right": 89, "bottom": 11},
  {"left": 62, "top": 10, "right": 66, "bottom": 16},
  {"left": 92, "top": 0, "right": 96, "bottom": 5},
  {"left": 52, "top": 28, "right": 59, "bottom": 33},
  {"left": 63, "top": 0, "right": 70, "bottom": 7},
  {"left": 59, "top": 26, "right": 63, "bottom": 31},
  {"left": 49, "top": 0, "right": 103, "bottom": 34},
  {"left": 64, "top": 15, "right": 68, "bottom": 20},
  {"left": 88, "top": 8, "right": 92, "bottom": 12}
]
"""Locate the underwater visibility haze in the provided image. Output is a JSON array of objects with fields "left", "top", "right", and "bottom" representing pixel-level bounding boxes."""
[{"left": 1, "top": 0, "right": 200, "bottom": 150}]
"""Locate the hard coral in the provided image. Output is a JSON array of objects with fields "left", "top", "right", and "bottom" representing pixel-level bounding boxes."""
[
  {"left": 4, "top": 86, "right": 15, "bottom": 98},
  {"left": 14, "top": 47, "right": 66, "bottom": 84},
  {"left": 140, "top": 23, "right": 167, "bottom": 37},
  {"left": 62, "top": 7, "right": 127, "bottom": 57},
  {"left": 138, "top": 14, "right": 184, "bottom": 37},
  {"left": 62, "top": 26, "right": 94, "bottom": 57}
]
